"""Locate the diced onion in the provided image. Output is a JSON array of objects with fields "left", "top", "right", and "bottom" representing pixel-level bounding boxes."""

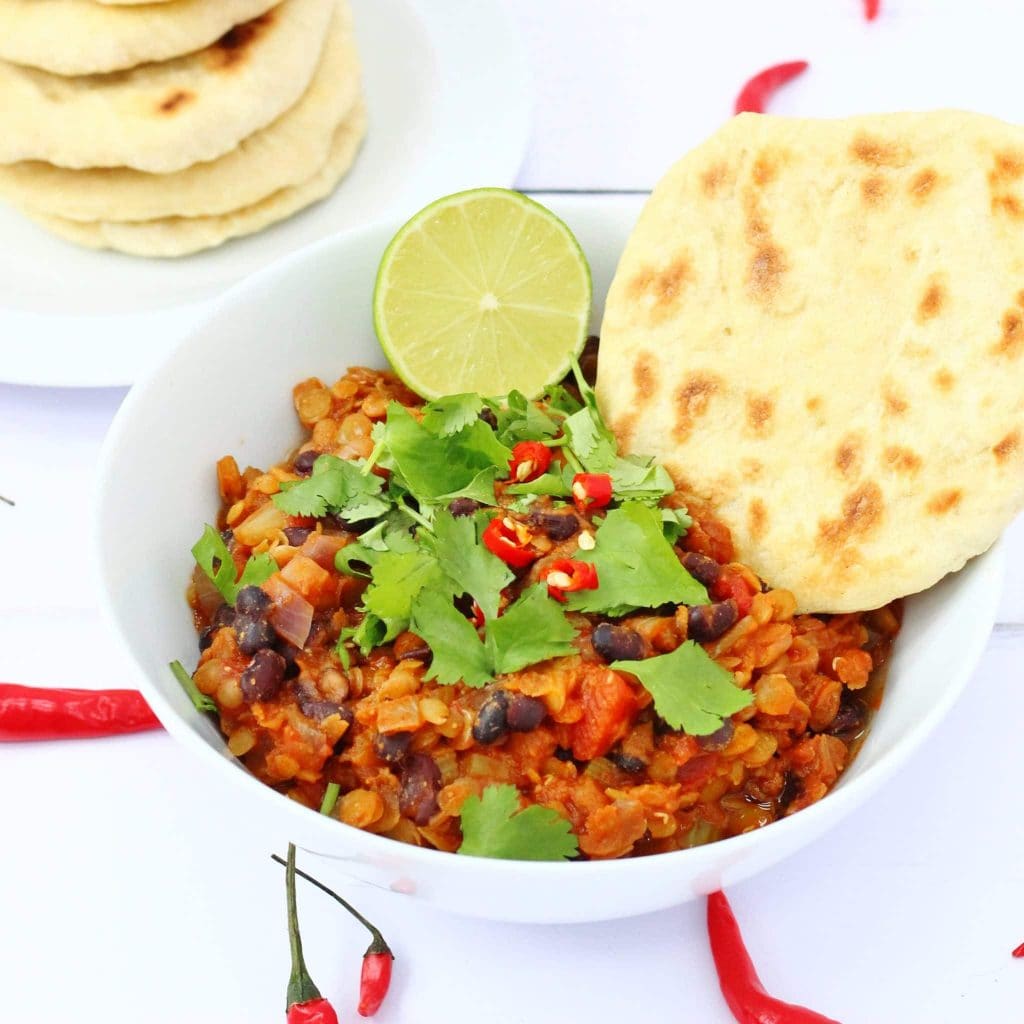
[{"left": 262, "top": 575, "right": 313, "bottom": 647}]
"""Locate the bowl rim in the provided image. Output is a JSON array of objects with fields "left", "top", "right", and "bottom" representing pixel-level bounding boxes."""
[{"left": 93, "top": 195, "right": 1006, "bottom": 880}]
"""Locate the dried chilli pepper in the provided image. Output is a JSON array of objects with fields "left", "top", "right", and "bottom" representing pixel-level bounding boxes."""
[
  {"left": 482, "top": 515, "right": 537, "bottom": 568},
  {"left": 707, "top": 890, "right": 841, "bottom": 1024},
  {"left": 539, "top": 558, "right": 599, "bottom": 603},
  {"left": 571, "top": 472, "right": 612, "bottom": 514},
  {"left": 283, "top": 844, "right": 339, "bottom": 1024},
  {"left": 508, "top": 440, "right": 552, "bottom": 483},
  {"left": 734, "top": 61, "right": 809, "bottom": 115},
  {"left": 273, "top": 853, "right": 395, "bottom": 1018},
  {"left": 0, "top": 684, "right": 161, "bottom": 742},
  {"left": 864, "top": 0, "right": 880, "bottom": 20}
]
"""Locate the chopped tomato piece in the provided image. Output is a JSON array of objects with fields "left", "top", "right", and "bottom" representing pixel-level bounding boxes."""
[
  {"left": 712, "top": 571, "right": 756, "bottom": 618},
  {"left": 280, "top": 555, "right": 336, "bottom": 609},
  {"left": 571, "top": 669, "right": 637, "bottom": 761}
]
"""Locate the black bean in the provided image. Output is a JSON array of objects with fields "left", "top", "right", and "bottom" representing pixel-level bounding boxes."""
[
  {"left": 448, "top": 497, "right": 482, "bottom": 518},
  {"left": 680, "top": 551, "right": 722, "bottom": 588},
  {"left": 608, "top": 751, "right": 645, "bottom": 773},
  {"left": 292, "top": 681, "right": 348, "bottom": 723},
  {"left": 235, "top": 613, "right": 275, "bottom": 656},
  {"left": 478, "top": 407, "right": 498, "bottom": 429},
  {"left": 198, "top": 626, "right": 216, "bottom": 652},
  {"left": 828, "top": 698, "right": 867, "bottom": 737},
  {"left": 235, "top": 586, "right": 270, "bottom": 615},
  {"left": 293, "top": 449, "right": 319, "bottom": 475},
  {"left": 592, "top": 623, "right": 644, "bottom": 663},
  {"left": 778, "top": 770, "right": 800, "bottom": 812},
  {"left": 374, "top": 731, "right": 413, "bottom": 763},
  {"left": 220, "top": 528, "right": 234, "bottom": 544},
  {"left": 506, "top": 694, "right": 546, "bottom": 732},
  {"left": 213, "top": 604, "right": 236, "bottom": 629},
  {"left": 283, "top": 526, "right": 312, "bottom": 547},
  {"left": 687, "top": 600, "right": 739, "bottom": 643},
  {"left": 554, "top": 746, "right": 574, "bottom": 761},
  {"left": 275, "top": 639, "right": 303, "bottom": 679},
  {"left": 578, "top": 335, "right": 599, "bottom": 386},
  {"left": 240, "top": 649, "right": 286, "bottom": 702},
  {"left": 697, "top": 718, "right": 735, "bottom": 752},
  {"left": 399, "top": 753, "right": 442, "bottom": 825},
  {"left": 472, "top": 689, "right": 510, "bottom": 744},
  {"left": 528, "top": 510, "right": 578, "bottom": 541}
]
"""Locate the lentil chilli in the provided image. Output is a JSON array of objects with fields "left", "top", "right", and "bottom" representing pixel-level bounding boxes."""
[{"left": 178, "top": 359, "right": 899, "bottom": 861}]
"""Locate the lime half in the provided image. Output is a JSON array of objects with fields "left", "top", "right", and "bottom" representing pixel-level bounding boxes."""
[{"left": 373, "top": 188, "right": 592, "bottom": 399}]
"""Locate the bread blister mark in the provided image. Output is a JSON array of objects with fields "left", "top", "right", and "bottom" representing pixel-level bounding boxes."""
[
  {"left": 933, "top": 367, "right": 956, "bottom": 392},
  {"left": 883, "top": 445, "right": 922, "bottom": 474},
  {"left": 993, "top": 429, "right": 1021, "bottom": 463},
  {"left": 908, "top": 168, "right": 938, "bottom": 202},
  {"left": 916, "top": 279, "right": 946, "bottom": 322},
  {"left": 627, "top": 257, "right": 693, "bottom": 321},
  {"left": 745, "top": 394, "right": 774, "bottom": 436},
  {"left": 752, "top": 151, "right": 779, "bottom": 188},
  {"left": 991, "top": 194, "right": 1024, "bottom": 220},
  {"left": 210, "top": 11, "right": 275, "bottom": 70},
  {"left": 632, "top": 351, "right": 658, "bottom": 400},
  {"left": 672, "top": 372, "right": 720, "bottom": 442},
  {"left": 834, "top": 435, "right": 863, "bottom": 478},
  {"left": 850, "top": 134, "right": 908, "bottom": 168},
  {"left": 817, "top": 482, "right": 884, "bottom": 554},
  {"left": 157, "top": 89, "right": 194, "bottom": 115},
  {"left": 993, "top": 308, "right": 1024, "bottom": 357},
  {"left": 882, "top": 381, "right": 909, "bottom": 415},
  {"left": 926, "top": 488, "right": 963, "bottom": 515},
  {"left": 748, "top": 498, "right": 768, "bottom": 540},
  {"left": 860, "top": 174, "right": 888, "bottom": 206},
  {"left": 700, "top": 161, "right": 729, "bottom": 198}
]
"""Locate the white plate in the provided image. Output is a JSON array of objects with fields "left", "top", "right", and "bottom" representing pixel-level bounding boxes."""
[
  {"left": 0, "top": 0, "right": 531, "bottom": 388},
  {"left": 95, "top": 195, "right": 1003, "bottom": 923}
]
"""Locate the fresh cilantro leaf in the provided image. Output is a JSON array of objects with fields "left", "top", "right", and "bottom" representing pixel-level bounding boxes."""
[
  {"left": 567, "top": 503, "right": 708, "bottom": 614},
  {"left": 539, "top": 383, "right": 584, "bottom": 416},
  {"left": 411, "top": 588, "right": 492, "bottom": 687},
  {"left": 274, "top": 455, "right": 390, "bottom": 523},
  {"left": 485, "top": 583, "right": 577, "bottom": 674},
  {"left": 458, "top": 784, "right": 578, "bottom": 861},
  {"left": 493, "top": 390, "right": 561, "bottom": 446},
  {"left": 380, "top": 403, "right": 509, "bottom": 502},
  {"left": 169, "top": 660, "right": 216, "bottom": 713},
  {"left": 335, "top": 632, "right": 352, "bottom": 670},
  {"left": 191, "top": 525, "right": 276, "bottom": 606},
  {"left": 334, "top": 512, "right": 418, "bottom": 575},
  {"left": 562, "top": 405, "right": 617, "bottom": 472},
  {"left": 433, "top": 467, "right": 498, "bottom": 508},
  {"left": 362, "top": 549, "right": 451, "bottom": 642},
  {"left": 421, "top": 394, "right": 485, "bottom": 436},
  {"left": 609, "top": 456, "right": 675, "bottom": 503},
  {"left": 660, "top": 507, "right": 693, "bottom": 544},
  {"left": 504, "top": 466, "right": 573, "bottom": 497},
  {"left": 349, "top": 615, "right": 386, "bottom": 657},
  {"left": 610, "top": 641, "right": 752, "bottom": 735},
  {"left": 422, "top": 510, "right": 512, "bottom": 619}
]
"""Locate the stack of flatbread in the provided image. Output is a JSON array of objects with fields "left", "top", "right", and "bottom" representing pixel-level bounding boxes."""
[{"left": 0, "top": 0, "right": 366, "bottom": 257}]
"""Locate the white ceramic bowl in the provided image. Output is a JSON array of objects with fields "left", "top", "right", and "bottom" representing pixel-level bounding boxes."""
[{"left": 94, "top": 196, "right": 1003, "bottom": 924}]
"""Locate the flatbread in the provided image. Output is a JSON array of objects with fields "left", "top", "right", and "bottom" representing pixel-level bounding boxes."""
[
  {"left": 27, "top": 97, "right": 367, "bottom": 256},
  {"left": 0, "top": 0, "right": 334, "bottom": 172},
  {"left": 0, "top": 5, "right": 359, "bottom": 221},
  {"left": 598, "top": 110, "right": 1024, "bottom": 612},
  {"left": 0, "top": 0, "right": 279, "bottom": 76}
]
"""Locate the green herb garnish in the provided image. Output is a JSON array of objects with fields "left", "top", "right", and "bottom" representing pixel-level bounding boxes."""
[
  {"left": 610, "top": 641, "right": 753, "bottom": 735},
  {"left": 458, "top": 783, "right": 578, "bottom": 861},
  {"left": 170, "top": 660, "right": 216, "bottom": 713},
  {"left": 191, "top": 525, "right": 276, "bottom": 606}
]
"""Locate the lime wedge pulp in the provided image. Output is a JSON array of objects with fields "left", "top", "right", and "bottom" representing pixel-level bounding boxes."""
[{"left": 373, "top": 188, "right": 592, "bottom": 400}]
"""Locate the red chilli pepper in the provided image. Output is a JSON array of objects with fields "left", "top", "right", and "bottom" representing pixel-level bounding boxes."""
[
  {"left": 539, "top": 558, "right": 599, "bottom": 603},
  {"left": 1013, "top": 942, "right": 1024, "bottom": 959},
  {"left": 273, "top": 853, "right": 395, "bottom": 1018},
  {"left": 469, "top": 600, "right": 486, "bottom": 628},
  {"left": 571, "top": 473, "right": 613, "bottom": 514},
  {"left": 283, "top": 845, "right": 339, "bottom": 1024},
  {"left": 864, "top": 0, "right": 880, "bottom": 20},
  {"left": 707, "top": 890, "right": 841, "bottom": 1024},
  {"left": 0, "top": 684, "right": 161, "bottom": 742},
  {"left": 734, "top": 61, "right": 809, "bottom": 115},
  {"left": 482, "top": 516, "right": 538, "bottom": 568},
  {"left": 508, "top": 440, "right": 552, "bottom": 483}
]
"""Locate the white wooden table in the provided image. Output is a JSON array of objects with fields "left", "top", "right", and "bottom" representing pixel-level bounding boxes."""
[{"left": 3, "top": 2, "right": 1024, "bottom": 1021}]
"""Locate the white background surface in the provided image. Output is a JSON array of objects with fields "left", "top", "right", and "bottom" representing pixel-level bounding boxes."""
[{"left": 3, "top": 1, "right": 1024, "bottom": 1021}]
